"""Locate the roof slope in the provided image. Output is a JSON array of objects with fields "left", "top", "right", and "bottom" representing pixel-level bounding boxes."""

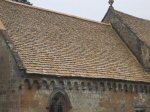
[
  {"left": 115, "top": 10, "right": 150, "bottom": 46},
  {"left": 0, "top": 20, "right": 6, "bottom": 30},
  {"left": 0, "top": 0, "right": 150, "bottom": 82}
]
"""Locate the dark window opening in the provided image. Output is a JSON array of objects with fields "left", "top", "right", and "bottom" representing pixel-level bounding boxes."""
[
  {"left": 135, "top": 110, "right": 145, "bottom": 112},
  {"left": 49, "top": 92, "right": 70, "bottom": 112},
  {"left": 135, "top": 106, "right": 146, "bottom": 112},
  {"left": 58, "top": 105, "right": 64, "bottom": 112},
  {"left": 50, "top": 104, "right": 64, "bottom": 112}
]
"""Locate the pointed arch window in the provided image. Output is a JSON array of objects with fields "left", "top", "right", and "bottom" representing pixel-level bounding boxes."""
[{"left": 49, "top": 89, "right": 72, "bottom": 112}]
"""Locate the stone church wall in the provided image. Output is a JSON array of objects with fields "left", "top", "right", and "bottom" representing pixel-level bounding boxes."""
[
  {"left": 20, "top": 77, "right": 150, "bottom": 112},
  {"left": 0, "top": 31, "right": 21, "bottom": 112}
]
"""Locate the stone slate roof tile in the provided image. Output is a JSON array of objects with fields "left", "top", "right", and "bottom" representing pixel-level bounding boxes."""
[
  {"left": 115, "top": 10, "right": 150, "bottom": 46},
  {"left": 0, "top": 0, "right": 150, "bottom": 82},
  {"left": 0, "top": 20, "right": 6, "bottom": 30}
]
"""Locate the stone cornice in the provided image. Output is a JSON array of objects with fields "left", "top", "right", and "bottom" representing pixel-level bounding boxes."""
[{"left": 20, "top": 77, "right": 150, "bottom": 94}]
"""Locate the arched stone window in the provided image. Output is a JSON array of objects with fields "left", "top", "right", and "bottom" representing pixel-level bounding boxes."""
[{"left": 49, "top": 89, "right": 72, "bottom": 112}]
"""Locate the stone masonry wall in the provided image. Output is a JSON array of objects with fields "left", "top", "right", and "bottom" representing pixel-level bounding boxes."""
[
  {"left": 21, "top": 77, "right": 150, "bottom": 112},
  {"left": 0, "top": 31, "right": 21, "bottom": 112}
]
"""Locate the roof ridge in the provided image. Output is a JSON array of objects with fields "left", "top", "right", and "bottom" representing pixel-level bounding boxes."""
[{"left": 5, "top": 0, "right": 110, "bottom": 26}]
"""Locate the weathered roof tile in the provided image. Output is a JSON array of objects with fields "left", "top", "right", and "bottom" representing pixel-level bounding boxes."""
[
  {"left": 0, "top": 20, "right": 6, "bottom": 30},
  {"left": 115, "top": 10, "right": 150, "bottom": 46},
  {"left": 0, "top": 0, "right": 150, "bottom": 82}
]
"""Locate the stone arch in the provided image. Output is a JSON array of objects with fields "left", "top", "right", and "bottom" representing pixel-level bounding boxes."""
[
  {"left": 100, "top": 82, "right": 105, "bottom": 91},
  {"left": 144, "top": 85, "right": 148, "bottom": 93},
  {"left": 50, "top": 80, "right": 56, "bottom": 89},
  {"left": 112, "top": 82, "right": 116, "bottom": 92},
  {"left": 81, "top": 82, "right": 85, "bottom": 90},
  {"left": 32, "top": 80, "right": 40, "bottom": 90},
  {"left": 59, "top": 80, "right": 65, "bottom": 89},
  {"left": 74, "top": 82, "right": 78, "bottom": 90},
  {"left": 93, "top": 82, "right": 98, "bottom": 91},
  {"left": 129, "top": 84, "right": 133, "bottom": 93},
  {"left": 67, "top": 81, "right": 72, "bottom": 90},
  {"left": 140, "top": 85, "right": 144, "bottom": 93},
  {"left": 107, "top": 82, "right": 111, "bottom": 91},
  {"left": 24, "top": 79, "right": 31, "bottom": 89},
  {"left": 49, "top": 89, "right": 72, "bottom": 112},
  {"left": 42, "top": 80, "right": 49, "bottom": 89},
  {"left": 87, "top": 82, "right": 92, "bottom": 91},
  {"left": 124, "top": 84, "right": 128, "bottom": 92},
  {"left": 134, "top": 85, "right": 138, "bottom": 93},
  {"left": 118, "top": 83, "right": 122, "bottom": 92}
]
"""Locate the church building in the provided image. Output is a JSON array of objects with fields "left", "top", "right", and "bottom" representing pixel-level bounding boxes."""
[{"left": 0, "top": 0, "right": 150, "bottom": 112}]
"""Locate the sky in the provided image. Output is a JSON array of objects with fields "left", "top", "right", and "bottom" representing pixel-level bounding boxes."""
[{"left": 29, "top": 0, "right": 150, "bottom": 21}]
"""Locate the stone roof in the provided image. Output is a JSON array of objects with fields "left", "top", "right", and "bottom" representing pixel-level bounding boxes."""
[
  {"left": 0, "top": 0, "right": 150, "bottom": 82},
  {"left": 115, "top": 10, "right": 150, "bottom": 47},
  {"left": 0, "top": 20, "right": 6, "bottom": 30}
]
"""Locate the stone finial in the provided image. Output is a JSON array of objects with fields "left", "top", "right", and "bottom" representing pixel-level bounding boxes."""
[{"left": 109, "top": 0, "right": 114, "bottom": 6}]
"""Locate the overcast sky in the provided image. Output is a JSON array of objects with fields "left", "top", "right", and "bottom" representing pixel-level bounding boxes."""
[{"left": 29, "top": 0, "right": 150, "bottom": 21}]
